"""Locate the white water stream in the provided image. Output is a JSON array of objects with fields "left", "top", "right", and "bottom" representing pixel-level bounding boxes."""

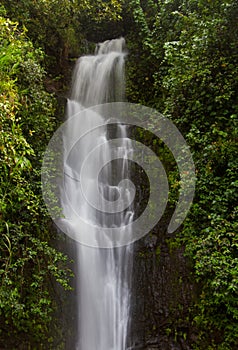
[{"left": 64, "top": 38, "right": 133, "bottom": 350}]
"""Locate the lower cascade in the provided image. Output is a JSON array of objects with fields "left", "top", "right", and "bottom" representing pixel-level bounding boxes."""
[{"left": 64, "top": 38, "right": 134, "bottom": 349}]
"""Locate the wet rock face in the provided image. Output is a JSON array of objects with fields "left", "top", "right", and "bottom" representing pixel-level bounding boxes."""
[{"left": 130, "top": 224, "right": 197, "bottom": 350}]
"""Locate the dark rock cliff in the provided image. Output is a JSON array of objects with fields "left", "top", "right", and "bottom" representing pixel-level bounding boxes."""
[{"left": 129, "top": 223, "right": 197, "bottom": 350}]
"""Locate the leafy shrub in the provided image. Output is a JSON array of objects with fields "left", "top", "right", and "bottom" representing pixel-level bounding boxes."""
[{"left": 0, "top": 13, "right": 71, "bottom": 349}]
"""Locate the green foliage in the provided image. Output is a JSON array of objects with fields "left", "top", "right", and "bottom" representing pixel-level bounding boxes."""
[
  {"left": 160, "top": 4, "right": 238, "bottom": 346},
  {"left": 1, "top": 0, "right": 124, "bottom": 81},
  {"left": 126, "top": 0, "right": 238, "bottom": 348},
  {"left": 0, "top": 13, "right": 71, "bottom": 349}
]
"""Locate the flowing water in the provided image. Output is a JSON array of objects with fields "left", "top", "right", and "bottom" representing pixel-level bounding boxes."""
[{"left": 64, "top": 38, "right": 134, "bottom": 350}]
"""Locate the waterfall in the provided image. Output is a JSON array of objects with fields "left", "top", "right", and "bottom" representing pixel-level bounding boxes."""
[{"left": 64, "top": 38, "right": 134, "bottom": 350}]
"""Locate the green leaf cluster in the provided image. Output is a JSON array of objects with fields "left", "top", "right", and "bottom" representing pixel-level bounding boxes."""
[
  {"left": 1, "top": 0, "right": 124, "bottom": 82},
  {"left": 125, "top": 0, "right": 238, "bottom": 348},
  {"left": 0, "top": 12, "right": 71, "bottom": 349}
]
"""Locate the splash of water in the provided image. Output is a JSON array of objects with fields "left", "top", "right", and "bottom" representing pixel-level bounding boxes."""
[{"left": 64, "top": 37, "right": 133, "bottom": 350}]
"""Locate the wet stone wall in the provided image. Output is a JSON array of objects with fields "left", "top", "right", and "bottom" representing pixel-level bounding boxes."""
[{"left": 130, "top": 224, "right": 197, "bottom": 350}]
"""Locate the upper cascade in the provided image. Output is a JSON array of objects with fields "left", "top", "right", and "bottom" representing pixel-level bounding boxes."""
[
  {"left": 70, "top": 37, "right": 126, "bottom": 106},
  {"left": 95, "top": 37, "right": 126, "bottom": 55}
]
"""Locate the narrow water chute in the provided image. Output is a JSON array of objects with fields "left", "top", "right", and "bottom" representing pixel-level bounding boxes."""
[{"left": 64, "top": 37, "right": 133, "bottom": 350}]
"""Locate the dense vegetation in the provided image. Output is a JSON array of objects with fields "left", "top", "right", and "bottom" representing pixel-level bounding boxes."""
[
  {"left": 0, "top": 0, "right": 237, "bottom": 349},
  {"left": 0, "top": 5, "right": 72, "bottom": 349},
  {"left": 126, "top": 1, "right": 238, "bottom": 349}
]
